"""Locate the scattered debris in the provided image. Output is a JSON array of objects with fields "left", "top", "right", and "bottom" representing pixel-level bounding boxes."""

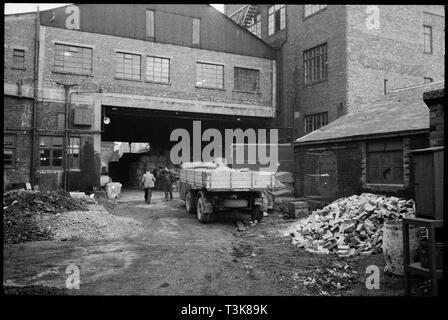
[
  {"left": 286, "top": 193, "right": 415, "bottom": 257},
  {"left": 236, "top": 220, "right": 246, "bottom": 232}
]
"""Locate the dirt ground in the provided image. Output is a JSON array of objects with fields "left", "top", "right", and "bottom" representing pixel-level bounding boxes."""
[{"left": 3, "top": 189, "right": 416, "bottom": 295}]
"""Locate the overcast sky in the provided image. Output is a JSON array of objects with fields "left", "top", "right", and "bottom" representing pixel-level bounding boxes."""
[{"left": 4, "top": 3, "right": 224, "bottom": 14}]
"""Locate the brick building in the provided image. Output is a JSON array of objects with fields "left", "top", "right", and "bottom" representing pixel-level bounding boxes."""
[
  {"left": 225, "top": 5, "right": 445, "bottom": 140},
  {"left": 293, "top": 81, "right": 444, "bottom": 203},
  {"left": 4, "top": 4, "right": 276, "bottom": 191}
]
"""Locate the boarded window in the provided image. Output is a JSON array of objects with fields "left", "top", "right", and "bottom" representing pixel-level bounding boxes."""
[
  {"left": 115, "top": 52, "right": 141, "bottom": 81},
  {"left": 12, "top": 49, "right": 25, "bottom": 69},
  {"left": 68, "top": 137, "right": 80, "bottom": 170},
  {"left": 303, "top": 43, "right": 328, "bottom": 85},
  {"left": 268, "top": 4, "right": 285, "bottom": 35},
  {"left": 234, "top": 67, "right": 260, "bottom": 92},
  {"left": 196, "top": 62, "right": 224, "bottom": 89},
  {"left": 146, "top": 10, "right": 155, "bottom": 39},
  {"left": 54, "top": 43, "right": 92, "bottom": 75},
  {"left": 146, "top": 56, "right": 170, "bottom": 83},
  {"left": 57, "top": 113, "right": 65, "bottom": 130},
  {"left": 424, "top": 25, "right": 433, "bottom": 54},
  {"left": 304, "top": 4, "right": 327, "bottom": 18},
  {"left": 192, "top": 18, "right": 200, "bottom": 45},
  {"left": 39, "top": 136, "right": 63, "bottom": 168},
  {"left": 304, "top": 112, "right": 328, "bottom": 133},
  {"left": 367, "top": 139, "right": 403, "bottom": 184},
  {"left": 4, "top": 135, "right": 16, "bottom": 168}
]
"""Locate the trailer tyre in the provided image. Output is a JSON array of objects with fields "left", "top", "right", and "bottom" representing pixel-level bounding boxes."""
[
  {"left": 197, "top": 196, "right": 212, "bottom": 223},
  {"left": 185, "top": 190, "right": 196, "bottom": 214},
  {"left": 252, "top": 206, "right": 263, "bottom": 222}
]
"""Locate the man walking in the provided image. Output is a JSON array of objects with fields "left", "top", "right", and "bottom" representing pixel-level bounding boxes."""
[
  {"left": 141, "top": 169, "right": 156, "bottom": 204},
  {"left": 161, "top": 167, "right": 174, "bottom": 201}
]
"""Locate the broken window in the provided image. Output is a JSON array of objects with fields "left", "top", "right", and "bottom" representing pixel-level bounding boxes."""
[
  {"left": 196, "top": 62, "right": 224, "bottom": 89},
  {"left": 146, "top": 56, "right": 170, "bottom": 83},
  {"left": 39, "top": 136, "right": 63, "bottom": 169},
  {"left": 367, "top": 139, "right": 403, "bottom": 184},
  {"left": 304, "top": 112, "right": 328, "bottom": 133},
  {"left": 4, "top": 135, "right": 16, "bottom": 168},
  {"left": 268, "top": 5, "right": 285, "bottom": 35},
  {"left": 234, "top": 67, "right": 260, "bottom": 92},
  {"left": 12, "top": 49, "right": 25, "bottom": 69},
  {"left": 115, "top": 52, "right": 141, "bottom": 81},
  {"left": 304, "top": 43, "right": 328, "bottom": 85},
  {"left": 54, "top": 43, "right": 92, "bottom": 75},
  {"left": 304, "top": 4, "right": 327, "bottom": 18}
]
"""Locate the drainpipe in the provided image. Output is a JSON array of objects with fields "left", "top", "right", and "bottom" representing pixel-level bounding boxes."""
[
  {"left": 56, "top": 83, "right": 78, "bottom": 191},
  {"left": 384, "top": 79, "right": 388, "bottom": 95},
  {"left": 30, "top": 7, "right": 40, "bottom": 188}
]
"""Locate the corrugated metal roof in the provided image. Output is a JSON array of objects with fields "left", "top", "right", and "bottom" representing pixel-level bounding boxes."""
[{"left": 295, "top": 81, "right": 444, "bottom": 145}]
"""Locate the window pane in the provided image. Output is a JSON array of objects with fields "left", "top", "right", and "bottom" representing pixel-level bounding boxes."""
[
  {"left": 54, "top": 44, "right": 92, "bottom": 74},
  {"left": 303, "top": 43, "right": 327, "bottom": 84},
  {"left": 39, "top": 137, "right": 51, "bottom": 147},
  {"left": 196, "top": 62, "right": 223, "bottom": 89},
  {"left": 52, "top": 150, "right": 63, "bottom": 167},
  {"left": 40, "top": 149, "right": 51, "bottom": 166}
]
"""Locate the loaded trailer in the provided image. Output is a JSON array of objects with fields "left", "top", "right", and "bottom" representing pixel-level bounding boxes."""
[{"left": 179, "top": 161, "right": 276, "bottom": 223}]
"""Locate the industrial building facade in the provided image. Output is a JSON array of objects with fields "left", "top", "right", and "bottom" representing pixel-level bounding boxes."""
[
  {"left": 225, "top": 5, "right": 445, "bottom": 139},
  {"left": 4, "top": 4, "right": 276, "bottom": 191}
]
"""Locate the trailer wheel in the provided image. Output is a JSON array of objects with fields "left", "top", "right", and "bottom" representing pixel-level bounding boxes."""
[
  {"left": 185, "top": 190, "right": 196, "bottom": 214},
  {"left": 251, "top": 206, "right": 263, "bottom": 222},
  {"left": 197, "top": 195, "right": 212, "bottom": 223}
]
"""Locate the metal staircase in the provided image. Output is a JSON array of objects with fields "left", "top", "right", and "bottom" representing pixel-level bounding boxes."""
[{"left": 229, "top": 5, "right": 259, "bottom": 27}]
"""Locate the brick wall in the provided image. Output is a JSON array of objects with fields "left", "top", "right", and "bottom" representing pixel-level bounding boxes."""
[
  {"left": 4, "top": 13, "right": 37, "bottom": 87},
  {"left": 295, "top": 133, "right": 429, "bottom": 201},
  {"left": 40, "top": 26, "right": 274, "bottom": 109},
  {"left": 346, "top": 5, "right": 445, "bottom": 111}
]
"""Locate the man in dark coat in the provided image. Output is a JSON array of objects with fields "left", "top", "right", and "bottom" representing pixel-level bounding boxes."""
[{"left": 161, "top": 167, "right": 174, "bottom": 201}]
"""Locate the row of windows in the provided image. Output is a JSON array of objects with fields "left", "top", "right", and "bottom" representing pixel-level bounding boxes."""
[
  {"left": 304, "top": 112, "right": 328, "bottom": 134},
  {"left": 52, "top": 43, "right": 261, "bottom": 91},
  {"left": 4, "top": 135, "right": 80, "bottom": 170}
]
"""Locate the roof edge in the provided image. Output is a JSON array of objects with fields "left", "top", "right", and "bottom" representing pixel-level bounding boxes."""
[{"left": 293, "top": 129, "right": 429, "bottom": 146}]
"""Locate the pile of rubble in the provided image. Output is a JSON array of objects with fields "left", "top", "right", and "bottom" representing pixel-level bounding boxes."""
[
  {"left": 3, "top": 190, "right": 89, "bottom": 244},
  {"left": 3, "top": 189, "right": 142, "bottom": 244},
  {"left": 47, "top": 206, "right": 143, "bottom": 241},
  {"left": 286, "top": 193, "right": 415, "bottom": 257}
]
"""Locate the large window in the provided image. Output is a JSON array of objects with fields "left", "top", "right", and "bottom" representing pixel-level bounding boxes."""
[
  {"left": 196, "top": 62, "right": 224, "bottom": 89},
  {"left": 146, "top": 56, "right": 170, "bottom": 83},
  {"left": 12, "top": 49, "right": 25, "bottom": 69},
  {"left": 115, "top": 52, "right": 141, "bottom": 81},
  {"left": 234, "top": 67, "right": 260, "bottom": 92},
  {"left": 68, "top": 137, "right": 80, "bottom": 170},
  {"left": 303, "top": 43, "right": 328, "bottom": 85},
  {"left": 39, "top": 136, "right": 63, "bottom": 169},
  {"left": 423, "top": 25, "right": 433, "bottom": 54},
  {"left": 268, "top": 5, "right": 285, "bottom": 35},
  {"left": 304, "top": 5, "right": 327, "bottom": 18},
  {"left": 4, "top": 135, "right": 16, "bottom": 168},
  {"left": 304, "top": 112, "right": 328, "bottom": 133},
  {"left": 367, "top": 139, "right": 403, "bottom": 184},
  {"left": 248, "top": 14, "right": 261, "bottom": 38},
  {"left": 54, "top": 43, "right": 92, "bottom": 75}
]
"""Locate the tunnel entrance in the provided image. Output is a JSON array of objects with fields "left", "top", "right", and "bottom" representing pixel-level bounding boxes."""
[{"left": 100, "top": 106, "right": 271, "bottom": 189}]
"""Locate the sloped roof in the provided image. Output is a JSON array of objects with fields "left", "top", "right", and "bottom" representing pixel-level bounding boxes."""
[{"left": 295, "top": 81, "right": 444, "bottom": 145}]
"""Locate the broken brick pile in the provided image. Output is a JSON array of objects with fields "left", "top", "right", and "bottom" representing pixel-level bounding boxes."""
[
  {"left": 287, "top": 193, "right": 415, "bottom": 257},
  {"left": 3, "top": 189, "right": 89, "bottom": 244}
]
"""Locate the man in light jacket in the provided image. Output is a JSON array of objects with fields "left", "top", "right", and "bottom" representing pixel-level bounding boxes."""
[{"left": 141, "top": 170, "right": 156, "bottom": 204}]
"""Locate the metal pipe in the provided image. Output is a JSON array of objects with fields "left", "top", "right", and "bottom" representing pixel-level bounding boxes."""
[{"left": 30, "top": 7, "right": 40, "bottom": 188}]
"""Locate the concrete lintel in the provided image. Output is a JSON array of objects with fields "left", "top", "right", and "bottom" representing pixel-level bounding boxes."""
[{"left": 102, "top": 93, "right": 275, "bottom": 118}]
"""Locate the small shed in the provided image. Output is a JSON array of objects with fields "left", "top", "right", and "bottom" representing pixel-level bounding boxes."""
[{"left": 293, "top": 81, "right": 444, "bottom": 203}]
